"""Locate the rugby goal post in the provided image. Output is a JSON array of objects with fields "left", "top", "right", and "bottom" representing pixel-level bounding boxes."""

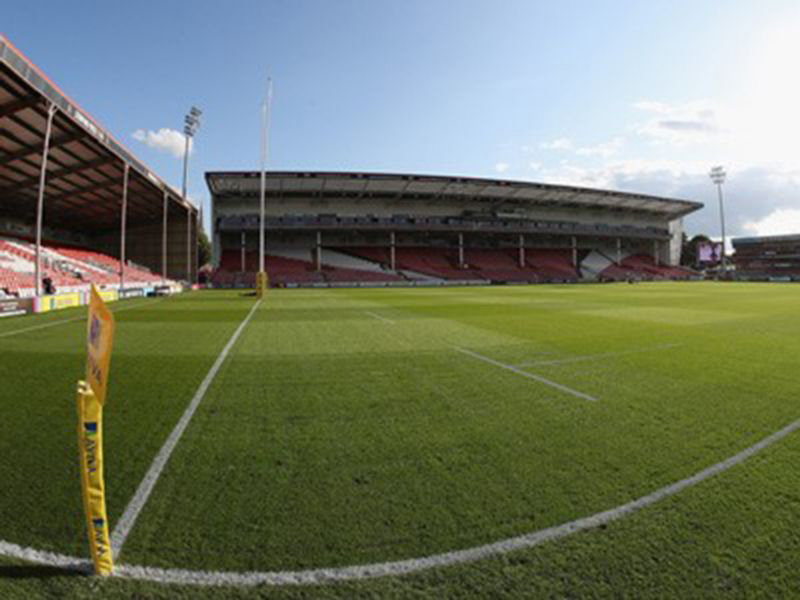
[{"left": 256, "top": 271, "right": 268, "bottom": 297}]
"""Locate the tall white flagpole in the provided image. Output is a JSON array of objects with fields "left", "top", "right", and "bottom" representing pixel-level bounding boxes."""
[{"left": 259, "top": 78, "right": 272, "bottom": 274}]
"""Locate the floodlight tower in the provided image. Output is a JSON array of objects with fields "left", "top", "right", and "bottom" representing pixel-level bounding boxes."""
[
  {"left": 182, "top": 107, "right": 201, "bottom": 283},
  {"left": 182, "top": 106, "right": 202, "bottom": 200},
  {"left": 709, "top": 166, "right": 727, "bottom": 273}
]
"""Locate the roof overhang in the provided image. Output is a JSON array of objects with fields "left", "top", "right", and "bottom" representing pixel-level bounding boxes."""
[
  {"left": 733, "top": 234, "right": 800, "bottom": 245},
  {"left": 0, "top": 35, "right": 195, "bottom": 233},
  {"left": 206, "top": 171, "right": 703, "bottom": 219}
]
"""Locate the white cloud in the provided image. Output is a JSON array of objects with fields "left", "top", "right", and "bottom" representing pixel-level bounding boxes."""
[
  {"left": 494, "top": 162, "right": 510, "bottom": 174},
  {"left": 534, "top": 158, "right": 707, "bottom": 191},
  {"left": 516, "top": 44, "right": 800, "bottom": 242},
  {"left": 539, "top": 137, "right": 573, "bottom": 151},
  {"left": 531, "top": 158, "right": 800, "bottom": 241},
  {"left": 630, "top": 101, "right": 669, "bottom": 113},
  {"left": 132, "top": 128, "right": 192, "bottom": 158},
  {"left": 633, "top": 100, "right": 720, "bottom": 145},
  {"left": 575, "top": 137, "right": 624, "bottom": 158},
  {"left": 730, "top": 18, "right": 800, "bottom": 167},
  {"left": 743, "top": 209, "right": 800, "bottom": 237}
]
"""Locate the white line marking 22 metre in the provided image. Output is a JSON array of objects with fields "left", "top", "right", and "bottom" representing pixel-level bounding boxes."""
[{"left": 453, "top": 346, "right": 597, "bottom": 402}]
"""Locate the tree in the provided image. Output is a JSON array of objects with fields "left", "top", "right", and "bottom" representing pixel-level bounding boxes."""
[
  {"left": 197, "top": 229, "right": 212, "bottom": 267},
  {"left": 681, "top": 233, "right": 711, "bottom": 267}
]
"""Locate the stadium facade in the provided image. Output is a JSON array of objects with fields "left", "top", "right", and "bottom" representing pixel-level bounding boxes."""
[
  {"left": 0, "top": 35, "right": 199, "bottom": 311},
  {"left": 206, "top": 171, "right": 703, "bottom": 287},
  {"left": 732, "top": 234, "right": 800, "bottom": 281}
]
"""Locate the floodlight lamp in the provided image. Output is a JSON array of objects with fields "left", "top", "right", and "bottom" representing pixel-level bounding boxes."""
[
  {"left": 184, "top": 107, "right": 202, "bottom": 135},
  {"left": 709, "top": 166, "right": 726, "bottom": 185}
]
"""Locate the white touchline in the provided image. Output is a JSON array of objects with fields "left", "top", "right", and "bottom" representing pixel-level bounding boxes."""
[
  {"left": 453, "top": 346, "right": 598, "bottom": 402},
  {"left": 109, "top": 299, "right": 262, "bottom": 559},
  {"left": 0, "top": 297, "right": 165, "bottom": 339},
  {"left": 1, "top": 415, "right": 798, "bottom": 585},
  {"left": 515, "top": 342, "right": 684, "bottom": 367},
  {"left": 365, "top": 311, "right": 395, "bottom": 324},
  {"left": 0, "top": 540, "right": 90, "bottom": 572}
]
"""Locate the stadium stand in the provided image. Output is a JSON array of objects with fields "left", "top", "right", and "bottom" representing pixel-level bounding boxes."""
[
  {"left": 0, "top": 236, "right": 164, "bottom": 297},
  {"left": 0, "top": 34, "right": 196, "bottom": 309},
  {"left": 322, "top": 267, "right": 404, "bottom": 284},
  {"left": 206, "top": 170, "right": 702, "bottom": 288},
  {"left": 317, "top": 248, "right": 393, "bottom": 274},
  {"left": 212, "top": 243, "right": 696, "bottom": 288},
  {"left": 212, "top": 248, "right": 404, "bottom": 287},
  {"left": 597, "top": 253, "right": 696, "bottom": 281},
  {"left": 732, "top": 234, "right": 800, "bottom": 281},
  {"left": 336, "top": 247, "right": 436, "bottom": 281},
  {"left": 524, "top": 249, "right": 579, "bottom": 282},
  {"left": 579, "top": 250, "right": 615, "bottom": 281},
  {"left": 462, "top": 249, "right": 537, "bottom": 283},
  {"left": 210, "top": 239, "right": 701, "bottom": 288},
  {"left": 267, "top": 247, "right": 403, "bottom": 282},
  {"left": 390, "top": 247, "right": 484, "bottom": 281}
]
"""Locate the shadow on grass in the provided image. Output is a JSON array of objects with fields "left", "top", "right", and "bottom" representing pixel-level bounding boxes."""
[{"left": 0, "top": 564, "right": 85, "bottom": 579}]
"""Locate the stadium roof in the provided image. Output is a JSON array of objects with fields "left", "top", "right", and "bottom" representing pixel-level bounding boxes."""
[
  {"left": 0, "top": 35, "right": 195, "bottom": 233},
  {"left": 206, "top": 171, "right": 703, "bottom": 219},
  {"left": 733, "top": 233, "right": 800, "bottom": 245}
]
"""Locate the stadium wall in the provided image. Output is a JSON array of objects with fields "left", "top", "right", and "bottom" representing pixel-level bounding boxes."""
[{"left": 668, "top": 219, "right": 683, "bottom": 265}]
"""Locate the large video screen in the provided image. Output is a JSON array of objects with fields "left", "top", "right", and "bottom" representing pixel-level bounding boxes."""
[{"left": 698, "top": 242, "right": 723, "bottom": 264}]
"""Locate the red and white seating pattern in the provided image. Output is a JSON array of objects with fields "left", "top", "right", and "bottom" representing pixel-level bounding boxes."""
[
  {"left": 0, "top": 236, "right": 163, "bottom": 297},
  {"left": 210, "top": 246, "right": 693, "bottom": 287},
  {"left": 599, "top": 254, "right": 696, "bottom": 280}
]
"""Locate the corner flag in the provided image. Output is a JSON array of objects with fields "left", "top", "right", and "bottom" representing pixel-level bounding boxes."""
[{"left": 77, "top": 285, "right": 115, "bottom": 575}]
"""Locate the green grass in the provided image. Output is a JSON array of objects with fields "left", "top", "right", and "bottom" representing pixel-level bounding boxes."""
[{"left": 1, "top": 282, "right": 800, "bottom": 597}]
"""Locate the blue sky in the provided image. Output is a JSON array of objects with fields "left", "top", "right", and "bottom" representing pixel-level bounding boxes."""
[{"left": 6, "top": 0, "right": 800, "bottom": 241}]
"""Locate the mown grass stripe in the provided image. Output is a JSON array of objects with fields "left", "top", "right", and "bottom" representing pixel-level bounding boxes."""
[{"left": 109, "top": 298, "right": 262, "bottom": 559}]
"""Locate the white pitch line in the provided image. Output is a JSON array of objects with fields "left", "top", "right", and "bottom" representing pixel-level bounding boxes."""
[
  {"left": 0, "top": 540, "right": 90, "bottom": 573},
  {"left": 109, "top": 299, "right": 262, "bottom": 559},
  {"left": 515, "top": 342, "right": 684, "bottom": 368},
  {"left": 0, "top": 297, "right": 165, "bottom": 339},
  {"left": 2, "top": 415, "right": 799, "bottom": 585},
  {"left": 364, "top": 311, "right": 395, "bottom": 324},
  {"left": 454, "top": 346, "right": 597, "bottom": 402}
]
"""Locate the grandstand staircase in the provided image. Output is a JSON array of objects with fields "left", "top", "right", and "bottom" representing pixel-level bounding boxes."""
[
  {"left": 398, "top": 269, "right": 441, "bottom": 282},
  {"left": 265, "top": 247, "right": 411, "bottom": 284},
  {"left": 318, "top": 248, "right": 396, "bottom": 275},
  {"left": 296, "top": 247, "right": 439, "bottom": 282},
  {"left": 580, "top": 250, "right": 618, "bottom": 280}
]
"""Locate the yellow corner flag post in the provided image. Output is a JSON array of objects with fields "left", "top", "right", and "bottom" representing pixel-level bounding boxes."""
[
  {"left": 256, "top": 270, "right": 268, "bottom": 298},
  {"left": 77, "top": 285, "right": 115, "bottom": 575}
]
